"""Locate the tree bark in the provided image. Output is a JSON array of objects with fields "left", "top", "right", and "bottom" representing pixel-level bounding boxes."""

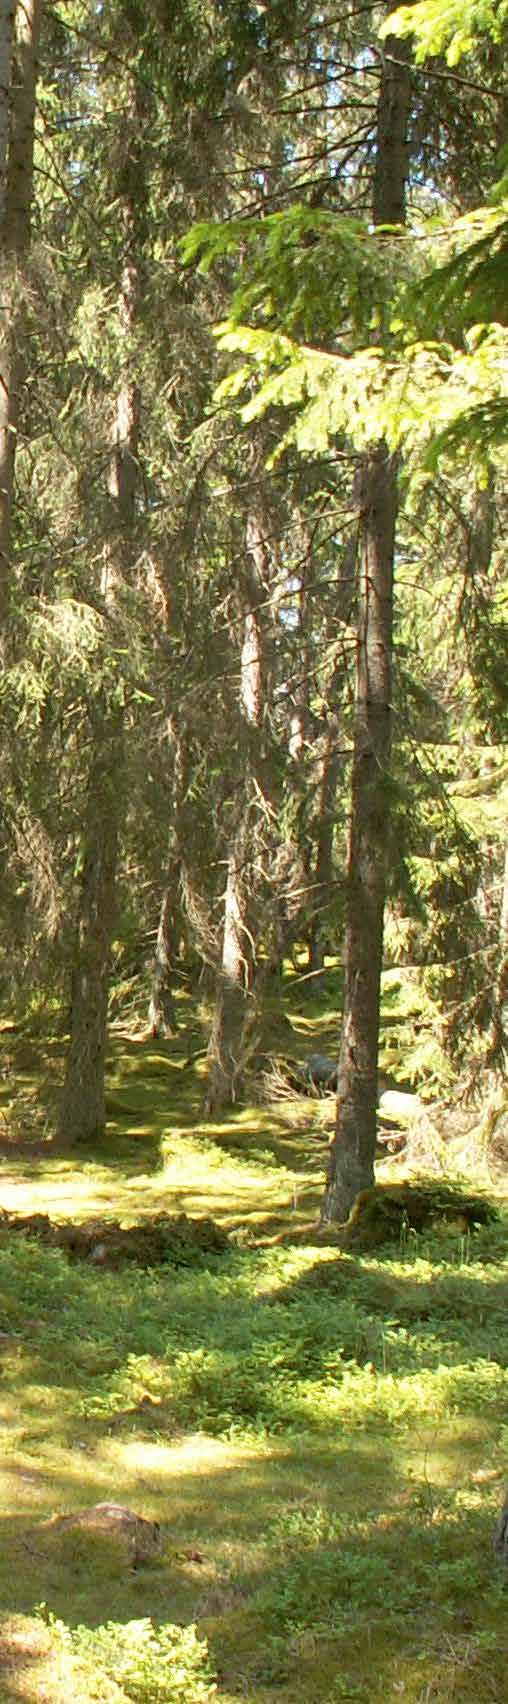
[
  {"left": 493, "top": 1486, "right": 508, "bottom": 1566},
  {"left": 59, "top": 82, "right": 141, "bottom": 1142},
  {"left": 307, "top": 721, "right": 341, "bottom": 975},
  {"left": 147, "top": 706, "right": 204, "bottom": 1037},
  {"left": 487, "top": 837, "right": 508, "bottom": 1068},
  {"left": 306, "top": 525, "right": 358, "bottom": 977},
  {"left": 58, "top": 723, "right": 121, "bottom": 1142},
  {"left": 0, "top": 0, "right": 41, "bottom": 623},
  {"left": 204, "top": 824, "right": 255, "bottom": 1113},
  {"left": 322, "top": 445, "right": 398, "bottom": 1219},
  {"left": 148, "top": 880, "right": 179, "bottom": 1039},
  {"left": 204, "top": 509, "right": 269, "bottom": 1115},
  {"left": 0, "top": 2, "right": 15, "bottom": 209},
  {"left": 322, "top": 27, "right": 410, "bottom": 1223}
]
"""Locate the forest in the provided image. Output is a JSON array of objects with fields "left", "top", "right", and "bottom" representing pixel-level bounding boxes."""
[{"left": 0, "top": 1, "right": 507, "bottom": 1700}]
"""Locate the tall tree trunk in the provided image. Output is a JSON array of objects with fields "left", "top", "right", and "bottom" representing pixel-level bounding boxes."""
[
  {"left": 486, "top": 837, "right": 508, "bottom": 1069},
  {"left": 322, "top": 446, "right": 398, "bottom": 1219},
  {"left": 307, "top": 722, "right": 341, "bottom": 975},
  {"left": 147, "top": 708, "right": 205, "bottom": 1039},
  {"left": 59, "top": 121, "right": 140, "bottom": 1142},
  {"left": 148, "top": 878, "right": 179, "bottom": 1039},
  {"left": 204, "top": 509, "right": 268, "bottom": 1115},
  {"left": 58, "top": 719, "right": 121, "bottom": 1142},
  {"left": 322, "top": 28, "right": 410, "bottom": 1223},
  {"left": 204, "top": 822, "right": 255, "bottom": 1113},
  {"left": 0, "top": 2, "right": 15, "bottom": 205},
  {"left": 306, "top": 527, "right": 358, "bottom": 976},
  {"left": 0, "top": 0, "right": 41, "bottom": 622}
]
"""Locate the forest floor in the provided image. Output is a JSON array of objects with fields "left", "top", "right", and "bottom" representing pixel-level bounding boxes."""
[{"left": 0, "top": 978, "right": 507, "bottom": 1703}]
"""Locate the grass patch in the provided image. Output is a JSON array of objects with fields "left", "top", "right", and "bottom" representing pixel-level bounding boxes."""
[{"left": 0, "top": 1006, "right": 507, "bottom": 1701}]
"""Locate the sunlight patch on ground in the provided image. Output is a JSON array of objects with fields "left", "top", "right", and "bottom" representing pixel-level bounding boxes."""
[
  {"left": 1, "top": 1437, "right": 157, "bottom": 1509},
  {"left": 0, "top": 1139, "right": 322, "bottom": 1228},
  {"left": 112, "top": 1431, "right": 262, "bottom": 1484}
]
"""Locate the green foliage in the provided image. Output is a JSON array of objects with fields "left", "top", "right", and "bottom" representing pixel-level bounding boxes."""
[
  {"left": 407, "top": 201, "right": 508, "bottom": 345},
  {"left": 182, "top": 206, "right": 399, "bottom": 345},
  {"left": 1, "top": 1213, "right": 508, "bottom": 1441},
  {"left": 382, "top": 0, "right": 508, "bottom": 464},
  {"left": 426, "top": 398, "right": 508, "bottom": 467},
  {"left": 39, "top": 1610, "right": 216, "bottom": 1703},
  {"left": 386, "top": 0, "right": 508, "bottom": 64},
  {"left": 212, "top": 308, "right": 508, "bottom": 471},
  {"left": 181, "top": 62, "right": 508, "bottom": 472}
]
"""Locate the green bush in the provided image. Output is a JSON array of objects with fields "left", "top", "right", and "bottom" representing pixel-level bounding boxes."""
[{"left": 39, "top": 1611, "right": 216, "bottom": 1704}]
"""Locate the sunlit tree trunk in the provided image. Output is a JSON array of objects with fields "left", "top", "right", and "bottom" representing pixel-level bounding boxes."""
[
  {"left": 205, "top": 823, "right": 255, "bottom": 1113},
  {"left": 148, "top": 879, "right": 179, "bottom": 1039},
  {"left": 322, "top": 29, "right": 410, "bottom": 1223}
]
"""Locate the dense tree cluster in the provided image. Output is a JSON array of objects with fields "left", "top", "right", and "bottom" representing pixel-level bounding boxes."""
[{"left": 1, "top": 1, "right": 506, "bottom": 1215}]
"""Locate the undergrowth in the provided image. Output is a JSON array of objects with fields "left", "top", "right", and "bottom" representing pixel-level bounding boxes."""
[
  {"left": 36, "top": 1608, "right": 216, "bottom": 1703},
  {"left": 0, "top": 1219, "right": 507, "bottom": 1702},
  {"left": 0, "top": 1005, "right": 507, "bottom": 1702}
]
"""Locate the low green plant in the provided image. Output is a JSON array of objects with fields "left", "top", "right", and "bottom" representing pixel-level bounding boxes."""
[
  {"left": 0, "top": 1011, "right": 507, "bottom": 1704},
  {"left": 37, "top": 1608, "right": 216, "bottom": 1704}
]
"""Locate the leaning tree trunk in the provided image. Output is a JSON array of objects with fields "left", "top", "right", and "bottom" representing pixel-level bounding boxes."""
[
  {"left": 322, "top": 26, "right": 410, "bottom": 1223},
  {"left": 0, "top": 0, "right": 41, "bottom": 623}
]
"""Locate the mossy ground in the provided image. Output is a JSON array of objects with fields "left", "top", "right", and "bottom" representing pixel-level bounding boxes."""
[{"left": 0, "top": 981, "right": 507, "bottom": 1702}]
